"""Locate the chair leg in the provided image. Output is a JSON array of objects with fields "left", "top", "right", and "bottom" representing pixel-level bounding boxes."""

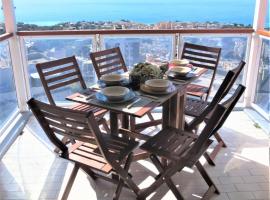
[
  {"left": 147, "top": 112, "right": 155, "bottom": 121},
  {"left": 130, "top": 116, "right": 136, "bottom": 131},
  {"left": 112, "top": 153, "right": 140, "bottom": 197},
  {"left": 113, "top": 152, "right": 133, "bottom": 200},
  {"left": 150, "top": 154, "right": 184, "bottom": 200},
  {"left": 203, "top": 152, "right": 215, "bottom": 166},
  {"left": 81, "top": 166, "right": 97, "bottom": 180},
  {"left": 61, "top": 164, "right": 79, "bottom": 200},
  {"left": 138, "top": 160, "right": 184, "bottom": 199},
  {"left": 214, "top": 132, "right": 227, "bottom": 147},
  {"left": 209, "top": 132, "right": 227, "bottom": 161},
  {"left": 98, "top": 118, "right": 110, "bottom": 133},
  {"left": 195, "top": 161, "right": 219, "bottom": 195}
]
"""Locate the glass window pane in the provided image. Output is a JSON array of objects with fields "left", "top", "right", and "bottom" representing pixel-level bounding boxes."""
[
  {"left": 254, "top": 39, "right": 270, "bottom": 115},
  {"left": 103, "top": 35, "right": 174, "bottom": 68},
  {"left": 25, "top": 38, "right": 95, "bottom": 104},
  {"left": 14, "top": 0, "right": 255, "bottom": 30},
  {"left": 0, "top": 41, "right": 18, "bottom": 130},
  {"left": 182, "top": 36, "right": 248, "bottom": 101}
]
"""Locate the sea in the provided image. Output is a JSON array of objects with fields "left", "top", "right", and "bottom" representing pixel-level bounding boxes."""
[{"left": 8, "top": 0, "right": 263, "bottom": 26}]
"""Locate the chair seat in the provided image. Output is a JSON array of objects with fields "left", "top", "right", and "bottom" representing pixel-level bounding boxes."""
[
  {"left": 68, "top": 103, "right": 107, "bottom": 117},
  {"left": 103, "top": 133, "right": 139, "bottom": 162},
  {"left": 140, "top": 127, "right": 197, "bottom": 160},
  {"left": 67, "top": 135, "right": 138, "bottom": 174},
  {"left": 140, "top": 127, "right": 213, "bottom": 167},
  {"left": 185, "top": 97, "right": 208, "bottom": 117},
  {"left": 68, "top": 141, "right": 113, "bottom": 174},
  {"left": 187, "top": 84, "right": 208, "bottom": 98}
]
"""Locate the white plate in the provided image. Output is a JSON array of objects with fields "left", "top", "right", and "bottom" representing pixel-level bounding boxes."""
[
  {"left": 145, "top": 79, "right": 171, "bottom": 92},
  {"left": 169, "top": 59, "right": 189, "bottom": 66},
  {"left": 96, "top": 91, "right": 136, "bottom": 104},
  {"left": 100, "top": 74, "right": 124, "bottom": 85},
  {"left": 140, "top": 84, "right": 176, "bottom": 95},
  {"left": 101, "top": 86, "right": 129, "bottom": 101},
  {"left": 170, "top": 67, "right": 191, "bottom": 75}
]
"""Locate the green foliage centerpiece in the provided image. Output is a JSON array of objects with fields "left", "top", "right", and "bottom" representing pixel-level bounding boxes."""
[
  {"left": 129, "top": 62, "right": 163, "bottom": 89},
  {"left": 130, "top": 62, "right": 162, "bottom": 82}
]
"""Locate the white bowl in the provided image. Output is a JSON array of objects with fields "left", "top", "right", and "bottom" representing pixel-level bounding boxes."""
[
  {"left": 145, "top": 79, "right": 171, "bottom": 92},
  {"left": 101, "top": 86, "right": 129, "bottom": 101},
  {"left": 170, "top": 59, "right": 189, "bottom": 66},
  {"left": 100, "top": 74, "right": 124, "bottom": 85},
  {"left": 170, "top": 66, "right": 191, "bottom": 75}
]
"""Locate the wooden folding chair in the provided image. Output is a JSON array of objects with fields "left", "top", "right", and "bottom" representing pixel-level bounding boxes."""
[
  {"left": 139, "top": 85, "right": 246, "bottom": 199},
  {"left": 27, "top": 98, "right": 140, "bottom": 200},
  {"left": 181, "top": 42, "right": 221, "bottom": 100},
  {"left": 36, "top": 56, "right": 109, "bottom": 133},
  {"left": 90, "top": 47, "right": 161, "bottom": 131},
  {"left": 90, "top": 47, "right": 128, "bottom": 79},
  {"left": 185, "top": 61, "right": 246, "bottom": 162}
]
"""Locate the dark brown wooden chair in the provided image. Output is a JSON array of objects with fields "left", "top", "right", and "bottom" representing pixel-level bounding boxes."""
[
  {"left": 181, "top": 42, "right": 221, "bottom": 100},
  {"left": 36, "top": 56, "right": 109, "bottom": 132},
  {"left": 185, "top": 61, "right": 246, "bottom": 162},
  {"left": 90, "top": 47, "right": 161, "bottom": 131},
  {"left": 139, "top": 85, "right": 246, "bottom": 199},
  {"left": 27, "top": 98, "right": 140, "bottom": 200}
]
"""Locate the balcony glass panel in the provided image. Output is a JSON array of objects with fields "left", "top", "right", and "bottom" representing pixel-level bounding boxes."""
[
  {"left": 265, "top": 6, "right": 269, "bottom": 30},
  {"left": 182, "top": 36, "right": 248, "bottom": 100},
  {"left": 103, "top": 35, "right": 174, "bottom": 68},
  {"left": 14, "top": 0, "right": 254, "bottom": 30},
  {"left": 25, "top": 38, "right": 95, "bottom": 103},
  {"left": 0, "top": 1, "right": 5, "bottom": 34},
  {"left": 0, "top": 41, "right": 18, "bottom": 131},
  {"left": 254, "top": 39, "right": 270, "bottom": 116}
]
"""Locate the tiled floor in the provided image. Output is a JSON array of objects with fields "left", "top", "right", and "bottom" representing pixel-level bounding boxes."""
[{"left": 0, "top": 111, "right": 269, "bottom": 200}]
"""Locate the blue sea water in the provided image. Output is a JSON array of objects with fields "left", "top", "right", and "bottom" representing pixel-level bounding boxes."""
[{"left": 11, "top": 0, "right": 258, "bottom": 25}]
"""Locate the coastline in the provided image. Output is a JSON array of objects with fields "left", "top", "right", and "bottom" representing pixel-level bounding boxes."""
[{"left": 16, "top": 20, "right": 252, "bottom": 31}]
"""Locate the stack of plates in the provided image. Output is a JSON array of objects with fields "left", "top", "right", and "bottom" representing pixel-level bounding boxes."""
[
  {"left": 169, "top": 59, "right": 189, "bottom": 67},
  {"left": 100, "top": 74, "right": 125, "bottom": 86},
  {"left": 97, "top": 86, "right": 135, "bottom": 103},
  {"left": 141, "top": 79, "right": 174, "bottom": 94}
]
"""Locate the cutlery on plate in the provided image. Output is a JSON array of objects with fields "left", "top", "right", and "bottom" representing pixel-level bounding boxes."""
[{"left": 126, "top": 98, "right": 141, "bottom": 109}]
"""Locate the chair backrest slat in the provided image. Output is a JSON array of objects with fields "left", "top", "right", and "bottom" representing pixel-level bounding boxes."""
[
  {"left": 189, "top": 85, "right": 246, "bottom": 155},
  {"left": 181, "top": 43, "right": 221, "bottom": 70},
  {"left": 27, "top": 98, "right": 93, "bottom": 153},
  {"left": 187, "top": 60, "right": 246, "bottom": 131},
  {"left": 221, "top": 60, "right": 245, "bottom": 99},
  {"left": 181, "top": 42, "right": 221, "bottom": 99},
  {"left": 90, "top": 47, "right": 127, "bottom": 79},
  {"left": 48, "top": 78, "right": 81, "bottom": 91},
  {"left": 187, "top": 70, "right": 235, "bottom": 130},
  {"left": 36, "top": 56, "right": 87, "bottom": 105},
  {"left": 212, "top": 85, "right": 246, "bottom": 133}
]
